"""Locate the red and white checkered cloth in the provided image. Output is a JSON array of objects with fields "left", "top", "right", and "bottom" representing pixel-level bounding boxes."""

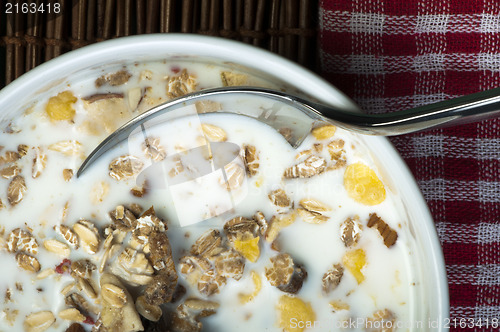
[{"left": 319, "top": 0, "right": 499, "bottom": 331}]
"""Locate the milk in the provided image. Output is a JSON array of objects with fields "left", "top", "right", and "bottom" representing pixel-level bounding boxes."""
[{"left": 0, "top": 61, "right": 416, "bottom": 331}]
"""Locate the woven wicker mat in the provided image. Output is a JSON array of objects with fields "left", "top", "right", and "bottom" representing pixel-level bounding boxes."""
[{"left": 0, "top": 0, "right": 318, "bottom": 88}]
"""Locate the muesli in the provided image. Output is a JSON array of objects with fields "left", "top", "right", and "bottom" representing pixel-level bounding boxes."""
[{"left": 0, "top": 61, "right": 413, "bottom": 331}]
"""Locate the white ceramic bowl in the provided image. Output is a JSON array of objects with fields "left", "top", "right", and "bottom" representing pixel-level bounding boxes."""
[{"left": 0, "top": 34, "right": 448, "bottom": 331}]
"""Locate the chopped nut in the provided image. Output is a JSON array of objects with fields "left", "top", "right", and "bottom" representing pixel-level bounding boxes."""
[
  {"left": 6, "top": 228, "right": 39, "bottom": 254},
  {"left": 101, "top": 283, "right": 127, "bottom": 308},
  {"left": 24, "top": 311, "right": 55, "bottom": 332},
  {"left": 72, "top": 220, "right": 100, "bottom": 254},
  {"left": 241, "top": 144, "right": 259, "bottom": 176},
  {"left": 48, "top": 140, "right": 84, "bottom": 157},
  {"left": 95, "top": 69, "right": 132, "bottom": 87},
  {"left": 201, "top": 123, "right": 227, "bottom": 142},
  {"left": 56, "top": 225, "right": 79, "bottom": 248},
  {"left": 283, "top": 155, "right": 326, "bottom": 178},
  {"left": 66, "top": 323, "right": 85, "bottom": 332},
  {"left": 277, "top": 295, "right": 316, "bottom": 332},
  {"left": 214, "top": 249, "right": 245, "bottom": 280},
  {"left": 0, "top": 164, "right": 20, "bottom": 179},
  {"left": 7, "top": 175, "right": 27, "bottom": 206},
  {"left": 366, "top": 309, "right": 396, "bottom": 332},
  {"left": 340, "top": 216, "right": 362, "bottom": 247},
  {"left": 109, "top": 155, "right": 144, "bottom": 181},
  {"left": 43, "top": 239, "right": 70, "bottom": 257},
  {"left": 265, "top": 253, "right": 307, "bottom": 294},
  {"left": 45, "top": 90, "right": 77, "bottom": 121},
  {"left": 220, "top": 71, "right": 247, "bottom": 86},
  {"left": 190, "top": 229, "right": 223, "bottom": 257},
  {"left": 135, "top": 295, "right": 162, "bottom": 322},
  {"left": 312, "top": 124, "right": 337, "bottom": 140},
  {"left": 58, "top": 308, "right": 85, "bottom": 322},
  {"left": 63, "top": 169, "right": 74, "bottom": 181},
  {"left": 323, "top": 263, "right": 344, "bottom": 293},
  {"left": 16, "top": 253, "right": 41, "bottom": 272},
  {"left": 32, "top": 147, "right": 47, "bottom": 178},
  {"left": 268, "top": 189, "right": 293, "bottom": 210},
  {"left": 71, "top": 259, "right": 96, "bottom": 279},
  {"left": 367, "top": 213, "right": 398, "bottom": 247}
]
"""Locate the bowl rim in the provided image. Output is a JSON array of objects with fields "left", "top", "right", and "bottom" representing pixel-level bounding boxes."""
[{"left": 0, "top": 33, "right": 449, "bottom": 330}]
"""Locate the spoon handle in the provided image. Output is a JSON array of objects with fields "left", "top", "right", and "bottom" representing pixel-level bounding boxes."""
[{"left": 314, "top": 87, "right": 500, "bottom": 135}]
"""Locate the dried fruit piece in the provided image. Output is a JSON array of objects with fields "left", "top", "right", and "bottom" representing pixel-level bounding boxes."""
[
  {"left": 66, "top": 323, "right": 85, "bottom": 332},
  {"left": 24, "top": 311, "right": 55, "bottom": 332},
  {"left": 48, "top": 140, "right": 84, "bottom": 157},
  {"left": 6, "top": 228, "right": 39, "bottom": 254},
  {"left": 322, "top": 263, "right": 344, "bottom": 293},
  {"left": 7, "top": 175, "right": 27, "bottom": 206},
  {"left": 166, "top": 69, "right": 197, "bottom": 99},
  {"left": 56, "top": 225, "right": 79, "bottom": 248},
  {"left": 43, "top": 239, "right": 70, "bottom": 257},
  {"left": 340, "top": 216, "right": 362, "bottom": 248},
  {"left": 283, "top": 155, "right": 326, "bottom": 178},
  {"left": 135, "top": 295, "right": 162, "bottom": 322},
  {"left": 239, "top": 270, "right": 262, "bottom": 304},
  {"left": 72, "top": 220, "right": 100, "bottom": 254},
  {"left": 220, "top": 71, "right": 248, "bottom": 86},
  {"left": 32, "top": 147, "right": 47, "bottom": 178},
  {"left": 45, "top": 91, "right": 77, "bottom": 121},
  {"left": 277, "top": 295, "right": 316, "bottom": 332},
  {"left": 16, "top": 253, "right": 41, "bottom": 272},
  {"left": 214, "top": 249, "right": 245, "bottom": 280},
  {"left": 367, "top": 213, "right": 398, "bottom": 248},
  {"left": 142, "top": 137, "right": 166, "bottom": 161},
  {"left": 233, "top": 235, "right": 260, "bottom": 263},
  {"left": 344, "top": 162, "right": 386, "bottom": 205},
  {"left": 312, "top": 124, "right": 337, "bottom": 140},
  {"left": 95, "top": 69, "right": 132, "bottom": 87},
  {"left": 342, "top": 248, "right": 366, "bottom": 284},
  {"left": 59, "top": 308, "right": 85, "bottom": 322},
  {"left": 265, "top": 253, "right": 307, "bottom": 294},
  {"left": 109, "top": 155, "right": 144, "bottom": 181},
  {"left": 268, "top": 189, "right": 292, "bottom": 210},
  {"left": 241, "top": 144, "right": 259, "bottom": 176},
  {"left": 297, "top": 208, "right": 329, "bottom": 224},
  {"left": 201, "top": 123, "right": 227, "bottom": 142},
  {"left": 366, "top": 309, "right": 396, "bottom": 332},
  {"left": 0, "top": 164, "right": 20, "bottom": 179}
]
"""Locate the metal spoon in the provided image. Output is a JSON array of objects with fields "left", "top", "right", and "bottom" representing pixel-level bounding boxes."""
[{"left": 77, "top": 86, "right": 500, "bottom": 177}]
